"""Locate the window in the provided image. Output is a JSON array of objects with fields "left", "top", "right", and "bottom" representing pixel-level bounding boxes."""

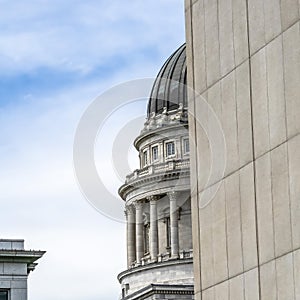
[
  {"left": 152, "top": 146, "right": 159, "bottom": 162},
  {"left": 121, "top": 285, "right": 129, "bottom": 299},
  {"left": 183, "top": 138, "right": 190, "bottom": 154},
  {"left": 166, "top": 141, "right": 175, "bottom": 157},
  {"left": 165, "top": 217, "right": 171, "bottom": 249},
  {"left": 142, "top": 150, "right": 148, "bottom": 167},
  {"left": 0, "top": 291, "right": 8, "bottom": 300},
  {"left": 144, "top": 224, "right": 150, "bottom": 254}
]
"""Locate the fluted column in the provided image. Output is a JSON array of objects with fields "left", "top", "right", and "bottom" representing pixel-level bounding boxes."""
[
  {"left": 149, "top": 195, "right": 158, "bottom": 261},
  {"left": 126, "top": 205, "right": 136, "bottom": 267},
  {"left": 135, "top": 201, "right": 144, "bottom": 265},
  {"left": 169, "top": 191, "right": 179, "bottom": 258}
]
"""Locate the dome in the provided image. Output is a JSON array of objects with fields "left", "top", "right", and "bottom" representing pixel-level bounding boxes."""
[{"left": 147, "top": 43, "right": 187, "bottom": 117}]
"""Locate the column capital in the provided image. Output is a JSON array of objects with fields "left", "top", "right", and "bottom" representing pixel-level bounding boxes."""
[
  {"left": 148, "top": 195, "right": 159, "bottom": 203},
  {"left": 134, "top": 201, "right": 144, "bottom": 210},
  {"left": 125, "top": 205, "right": 135, "bottom": 215},
  {"left": 168, "top": 191, "right": 180, "bottom": 201}
]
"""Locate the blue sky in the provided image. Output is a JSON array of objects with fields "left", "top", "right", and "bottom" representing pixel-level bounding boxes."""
[{"left": 0, "top": 1, "right": 185, "bottom": 299}]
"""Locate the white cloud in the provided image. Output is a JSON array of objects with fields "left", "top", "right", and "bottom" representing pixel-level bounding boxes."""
[
  {"left": 0, "top": 80, "right": 127, "bottom": 300},
  {"left": 0, "top": 0, "right": 185, "bottom": 74},
  {"left": 0, "top": 0, "right": 185, "bottom": 299},
  {"left": 0, "top": 72, "right": 149, "bottom": 299}
]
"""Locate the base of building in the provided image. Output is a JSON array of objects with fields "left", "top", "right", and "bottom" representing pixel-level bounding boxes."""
[{"left": 122, "top": 284, "right": 194, "bottom": 300}]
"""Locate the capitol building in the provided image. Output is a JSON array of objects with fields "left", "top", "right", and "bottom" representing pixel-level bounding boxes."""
[
  {"left": 118, "top": 44, "right": 194, "bottom": 299},
  {"left": 118, "top": 0, "right": 300, "bottom": 299}
]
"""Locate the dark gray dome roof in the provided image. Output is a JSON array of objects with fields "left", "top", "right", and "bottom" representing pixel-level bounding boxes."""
[{"left": 147, "top": 44, "right": 187, "bottom": 117}]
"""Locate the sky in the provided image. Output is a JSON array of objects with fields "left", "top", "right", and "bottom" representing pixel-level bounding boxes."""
[{"left": 0, "top": 1, "right": 185, "bottom": 299}]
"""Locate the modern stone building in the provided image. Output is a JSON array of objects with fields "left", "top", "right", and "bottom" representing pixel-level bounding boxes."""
[
  {"left": 0, "top": 239, "right": 44, "bottom": 300},
  {"left": 118, "top": 44, "right": 194, "bottom": 299},
  {"left": 185, "top": 0, "right": 300, "bottom": 299}
]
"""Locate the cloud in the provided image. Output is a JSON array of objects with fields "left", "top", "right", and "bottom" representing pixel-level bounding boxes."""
[
  {"left": 0, "top": 79, "right": 127, "bottom": 300},
  {"left": 0, "top": 0, "right": 185, "bottom": 299},
  {"left": 0, "top": 0, "right": 185, "bottom": 75}
]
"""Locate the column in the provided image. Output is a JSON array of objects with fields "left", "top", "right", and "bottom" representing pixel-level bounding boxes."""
[
  {"left": 135, "top": 201, "right": 144, "bottom": 265},
  {"left": 149, "top": 195, "right": 158, "bottom": 261},
  {"left": 126, "top": 205, "right": 136, "bottom": 268},
  {"left": 169, "top": 191, "right": 179, "bottom": 258}
]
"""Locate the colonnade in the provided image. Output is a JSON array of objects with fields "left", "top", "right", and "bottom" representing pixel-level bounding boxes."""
[{"left": 125, "top": 191, "right": 180, "bottom": 267}]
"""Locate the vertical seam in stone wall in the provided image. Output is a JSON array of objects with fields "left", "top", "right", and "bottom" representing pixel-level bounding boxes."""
[
  {"left": 234, "top": 67, "right": 245, "bottom": 274},
  {"left": 275, "top": 258, "right": 280, "bottom": 299},
  {"left": 279, "top": 0, "right": 284, "bottom": 31},
  {"left": 245, "top": 0, "right": 262, "bottom": 298},
  {"left": 270, "top": 136, "right": 279, "bottom": 299},
  {"left": 242, "top": 271, "right": 246, "bottom": 300},
  {"left": 238, "top": 171, "right": 245, "bottom": 274},
  {"left": 268, "top": 43, "right": 278, "bottom": 300},
  {"left": 228, "top": 268, "right": 231, "bottom": 299},
  {"left": 186, "top": 1, "right": 202, "bottom": 297},
  {"left": 224, "top": 179, "right": 230, "bottom": 281},
  {"left": 262, "top": 0, "right": 268, "bottom": 46},
  {"left": 292, "top": 251, "right": 297, "bottom": 299},
  {"left": 230, "top": 0, "right": 236, "bottom": 66},
  {"left": 233, "top": 68, "right": 240, "bottom": 175},
  {"left": 265, "top": 44, "right": 277, "bottom": 265},
  {"left": 219, "top": 19, "right": 229, "bottom": 285},
  {"left": 281, "top": 27, "right": 296, "bottom": 297},
  {"left": 216, "top": 0, "right": 221, "bottom": 80},
  {"left": 203, "top": 0, "right": 208, "bottom": 90},
  {"left": 281, "top": 27, "right": 297, "bottom": 298},
  {"left": 234, "top": 63, "right": 247, "bottom": 299},
  {"left": 265, "top": 47, "right": 272, "bottom": 158},
  {"left": 281, "top": 29, "right": 294, "bottom": 251},
  {"left": 219, "top": 55, "right": 230, "bottom": 283}
]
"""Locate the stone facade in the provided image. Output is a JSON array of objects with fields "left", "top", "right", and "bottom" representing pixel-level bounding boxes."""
[
  {"left": 0, "top": 239, "right": 45, "bottom": 300},
  {"left": 185, "top": 0, "right": 300, "bottom": 299},
  {"left": 118, "top": 259, "right": 194, "bottom": 297},
  {"left": 120, "top": 284, "right": 194, "bottom": 300}
]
